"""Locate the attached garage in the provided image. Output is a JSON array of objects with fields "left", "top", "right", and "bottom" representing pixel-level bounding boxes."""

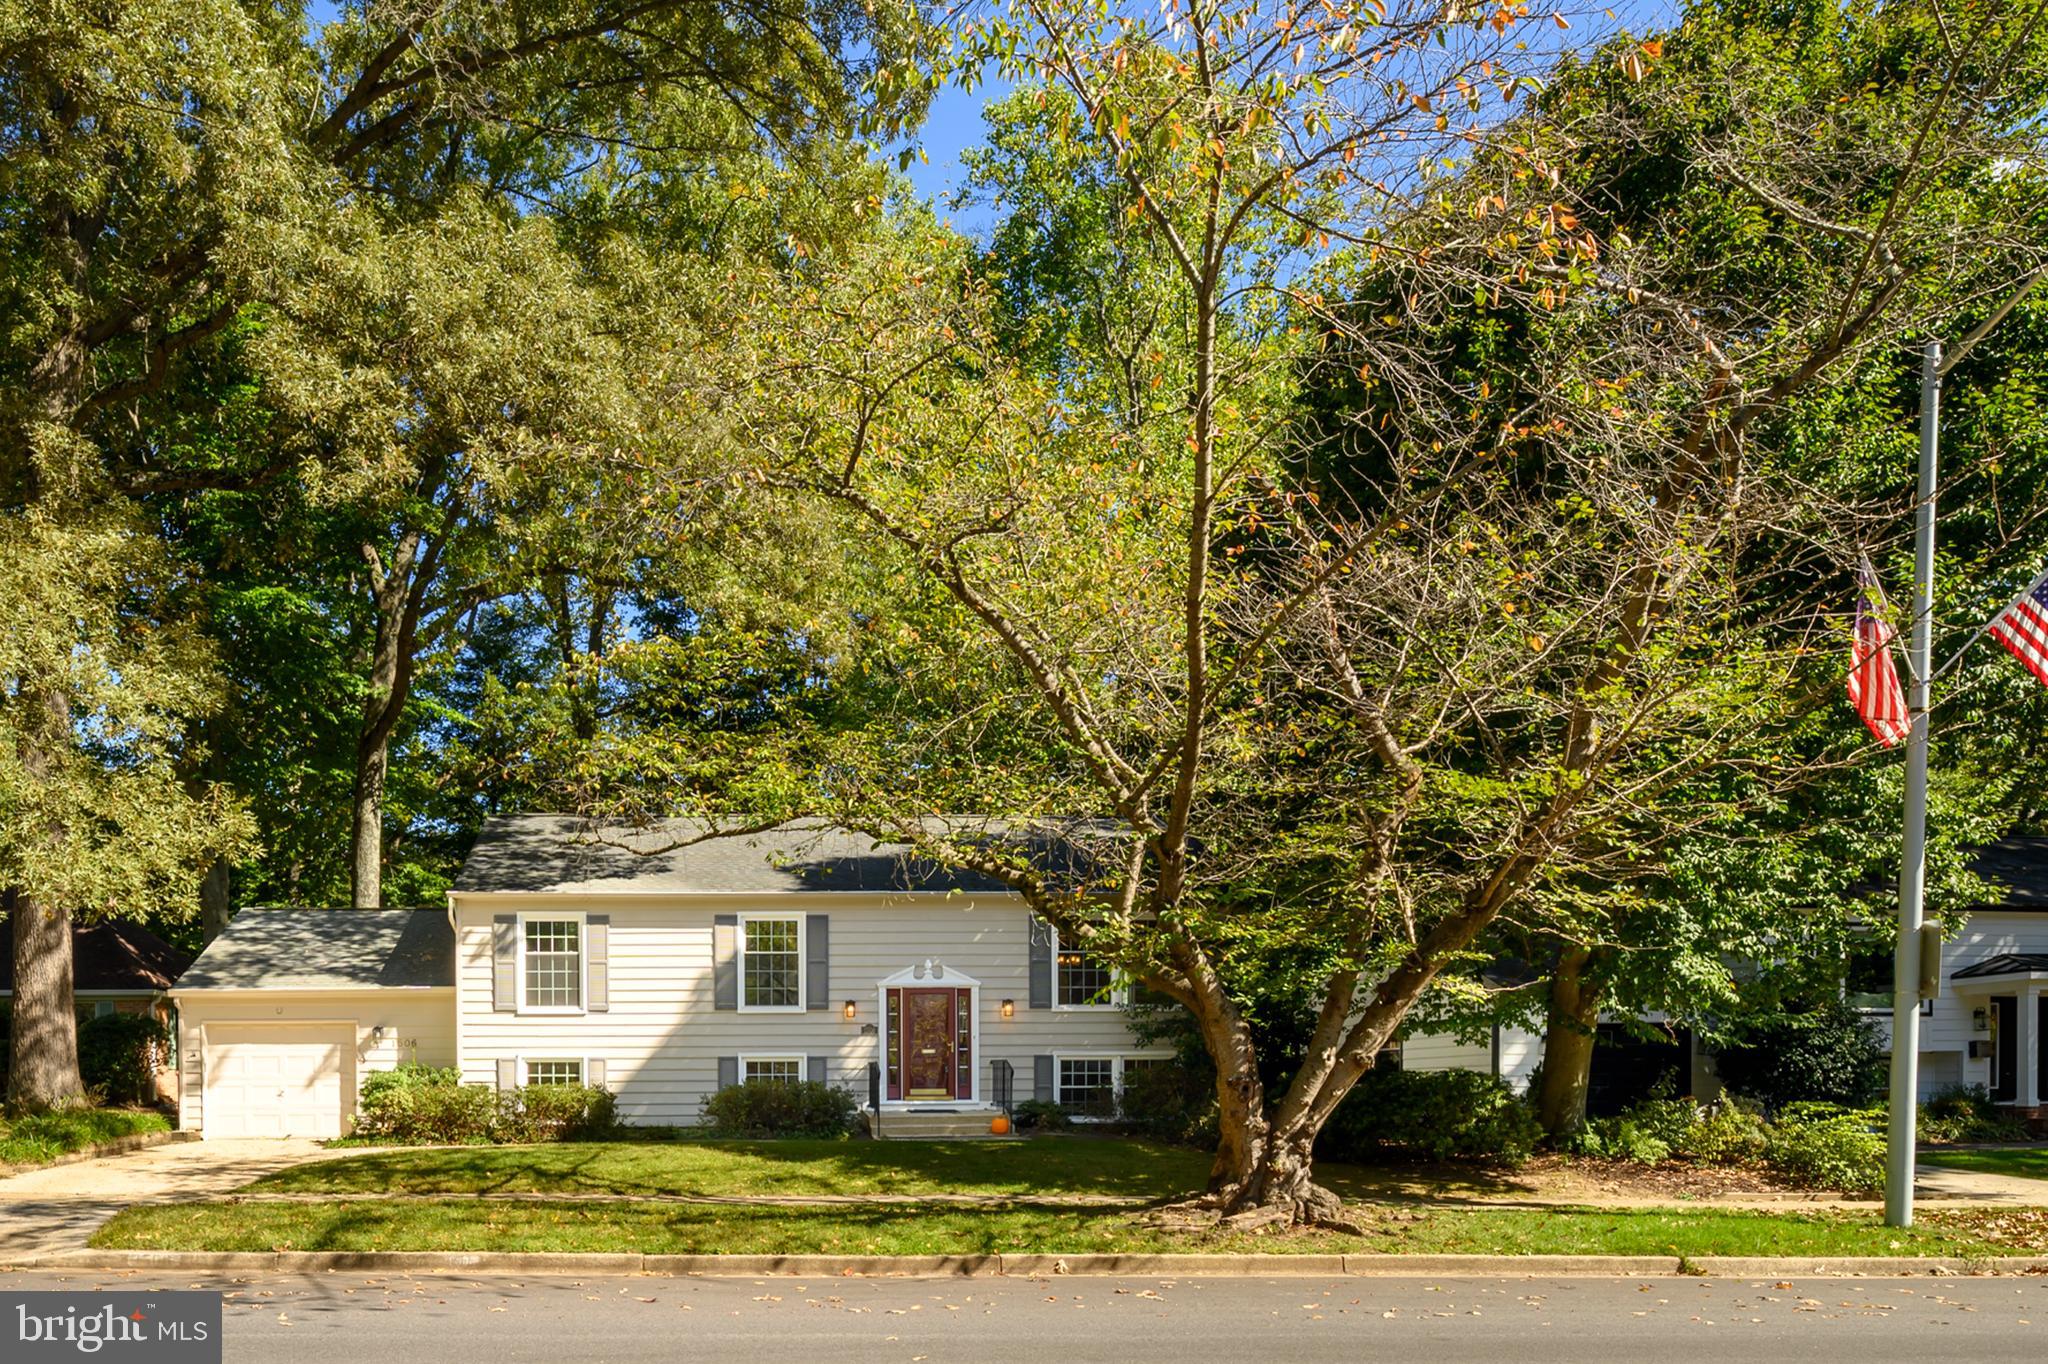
[
  {"left": 201, "top": 1024, "right": 353, "bottom": 1138},
  {"left": 172, "top": 910, "right": 456, "bottom": 1139}
]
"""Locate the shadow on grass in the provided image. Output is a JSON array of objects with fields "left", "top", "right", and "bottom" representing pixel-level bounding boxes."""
[{"left": 249, "top": 1136, "right": 1217, "bottom": 1202}]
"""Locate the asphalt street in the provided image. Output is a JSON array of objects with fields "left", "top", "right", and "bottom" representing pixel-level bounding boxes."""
[{"left": 4, "top": 1269, "right": 2045, "bottom": 1363}]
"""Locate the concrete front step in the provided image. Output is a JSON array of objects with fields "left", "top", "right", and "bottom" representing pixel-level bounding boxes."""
[{"left": 867, "top": 1110, "right": 1016, "bottom": 1140}]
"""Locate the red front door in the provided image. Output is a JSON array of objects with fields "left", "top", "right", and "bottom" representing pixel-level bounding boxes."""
[{"left": 903, "top": 989, "right": 957, "bottom": 1098}]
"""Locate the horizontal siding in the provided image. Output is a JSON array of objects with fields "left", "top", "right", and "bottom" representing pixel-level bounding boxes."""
[
  {"left": 173, "top": 992, "right": 454, "bottom": 1135},
  {"left": 1866, "top": 910, "right": 2048, "bottom": 1100},
  {"left": 1400, "top": 1032, "right": 1491, "bottom": 1075},
  {"left": 454, "top": 898, "right": 1168, "bottom": 1125}
]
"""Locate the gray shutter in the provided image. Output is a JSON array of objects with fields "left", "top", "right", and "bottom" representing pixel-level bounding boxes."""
[
  {"left": 807, "top": 1055, "right": 827, "bottom": 1085},
  {"left": 586, "top": 1057, "right": 607, "bottom": 1089},
  {"left": 1033, "top": 1054, "right": 1055, "bottom": 1103},
  {"left": 492, "top": 915, "right": 517, "bottom": 1012},
  {"left": 496, "top": 1058, "right": 518, "bottom": 1092},
  {"left": 717, "top": 1055, "right": 739, "bottom": 1090},
  {"left": 1028, "top": 916, "right": 1054, "bottom": 1009},
  {"left": 806, "top": 914, "right": 830, "bottom": 1011},
  {"left": 713, "top": 914, "right": 738, "bottom": 1010},
  {"left": 586, "top": 915, "right": 609, "bottom": 1012}
]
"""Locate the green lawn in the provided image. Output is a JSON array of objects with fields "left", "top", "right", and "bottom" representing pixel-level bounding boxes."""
[
  {"left": 0, "top": 1108, "right": 169, "bottom": 1169},
  {"left": 91, "top": 1199, "right": 2016, "bottom": 1259},
  {"left": 254, "top": 1137, "right": 1216, "bottom": 1201},
  {"left": 100, "top": 1137, "right": 2039, "bottom": 1259},
  {"left": 1920, "top": 1147, "right": 2048, "bottom": 1181}
]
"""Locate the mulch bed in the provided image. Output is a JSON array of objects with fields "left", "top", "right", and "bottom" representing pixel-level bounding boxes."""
[{"left": 1514, "top": 1154, "right": 1825, "bottom": 1201}]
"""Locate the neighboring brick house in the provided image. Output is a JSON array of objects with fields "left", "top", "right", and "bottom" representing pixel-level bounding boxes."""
[{"left": 0, "top": 917, "right": 192, "bottom": 1103}]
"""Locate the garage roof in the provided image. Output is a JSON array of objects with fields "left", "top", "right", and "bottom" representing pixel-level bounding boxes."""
[
  {"left": 176, "top": 909, "right": 453, "bottom": 990},
  {"left": 455, "top": 814, "right": 1110, "bottom": 896}
]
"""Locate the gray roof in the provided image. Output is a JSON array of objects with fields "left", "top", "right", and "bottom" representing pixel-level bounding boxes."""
[
  {"left": 1969, "top": 838, "right": 2048, "bottom": 910},
  {"left": 454, "top": 814, "right": 1098, "bottom": 895},
  {"left": 176, "top": 910, "right": 453, "bottom": 990}
]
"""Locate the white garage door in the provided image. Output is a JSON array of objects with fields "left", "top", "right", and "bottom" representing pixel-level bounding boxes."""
[{"left": 204, "top": 1025, "right": 351, "bottom": 1139}]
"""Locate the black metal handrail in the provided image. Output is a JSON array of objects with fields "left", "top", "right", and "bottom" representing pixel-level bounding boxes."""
[
  {"left": 867, "top": 1060, "right": 882, "bottom": 1138},
  {"left": 991, "top": 1058, "right": 1014, "bottom": 1118}
]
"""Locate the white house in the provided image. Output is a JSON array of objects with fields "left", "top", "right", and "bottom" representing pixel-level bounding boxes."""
[
  {"left": 170, "top": 816, "right": 1170, "bottom": 1139},
  {"left": 1400, "top": 837, "right": 2048, "bottom": 1118}
]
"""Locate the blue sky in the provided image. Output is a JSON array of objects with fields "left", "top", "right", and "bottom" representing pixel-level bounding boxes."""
[
  {"left": 898, "top": 73, "right": 1015, "bottom": 231},
  {"left": 302, "top": 2, "right": 1672, "bottom": 237}
]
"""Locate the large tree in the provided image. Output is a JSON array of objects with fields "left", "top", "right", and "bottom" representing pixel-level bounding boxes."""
[
  {"left": 0, "top": 0, "right": 924, "bottom": 1104},
  {"left": 666, "top": 0, "right": 2048, "bottom": 1224}
]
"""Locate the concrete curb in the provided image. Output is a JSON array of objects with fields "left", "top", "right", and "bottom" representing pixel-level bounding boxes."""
[
  {"left": 0, "top": 1128, "right": 175, "bottom": 1182},
  {"left": 11, "top": 1249, "right": 2048, "bottom": 1279}
]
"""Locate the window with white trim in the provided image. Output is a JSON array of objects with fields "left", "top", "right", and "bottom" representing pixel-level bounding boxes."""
[
  {"left": 740, "top": 915, "right": 803, "bottom": 1010},
  {"left": 1056, "top": 1056, "right": 1171, "bottom": 1119},
  {"left": 1057, "top": 1058, "right": 1118, "bottom": 1116},
  {"left": 522, "top": 918, "right": 583, "bottom": 1010},
  {"left": 741, "top": 1056, "right": 804, "bottom": 1085},
  {"left": 1055, "top": 932, "right": 1122, "bottom": 1008},
  {"left": 525, "top": 1059, "right": 583, "bottom": 1086}
]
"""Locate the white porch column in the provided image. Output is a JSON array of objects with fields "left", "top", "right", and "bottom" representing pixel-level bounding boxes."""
[{"left": 2023, "top": 987, "right": 2041, "bottom": 1111}]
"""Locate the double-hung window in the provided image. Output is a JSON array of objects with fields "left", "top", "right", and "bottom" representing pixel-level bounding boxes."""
[
  {"left": 1056, "top": 1057, "right": 1119, "bottom": 1117},
  {"left": 740, "top": 915, "right": 803, "bottom": 1011},
  {"left": 525, "top": 1059, "right": 584, "bottom": 1086},
  {"left": 1055, "top": 931, "right": 1123, "bottom": 1008},
  {"left": 741, "top": 1056, "right": 804, "bottom": 1085},
  {"left": 522, "top": 917, "right": 583, "bottom": 1012},
  {"left": 1056, "top": 1055, "right": 1168, "bottom": 1119}
]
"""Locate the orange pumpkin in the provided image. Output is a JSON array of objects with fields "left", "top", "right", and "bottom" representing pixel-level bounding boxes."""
[{"left": 989, "top": 1115, "right": 1012, "bottom": 1136}]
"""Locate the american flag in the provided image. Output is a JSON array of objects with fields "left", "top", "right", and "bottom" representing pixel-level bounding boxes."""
[
  {"left": 1988, "top": 566, "right": 2048, "bottom": 688},
  {"left": 1848, "top": 563, "right": 1911, "bottom": 747}
]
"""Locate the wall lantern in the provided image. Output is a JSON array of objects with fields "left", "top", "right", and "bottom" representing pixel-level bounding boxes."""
[
  {"left": 843, "top": 1000, "right": 858, "bottom": 1021},
  {"left": 1000, "top": 999, "right": 1015, "bottom": 1019},
  {"left": 1972, "top": 1008, "right": 1990, "bottom": 1033}
]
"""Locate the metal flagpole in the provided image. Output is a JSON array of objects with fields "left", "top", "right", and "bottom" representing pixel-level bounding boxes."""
[{"left": 1885, "top": 339, "right": 1940, "bottom": 1229}]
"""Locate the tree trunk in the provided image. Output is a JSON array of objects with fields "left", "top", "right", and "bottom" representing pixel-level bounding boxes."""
[
  {"left": 6, "top": 888, "right": 84, "bottom": 1110},
  {"left": 1536, "top": 945, "right": 1603, "bottom": 1135},
  {"left": 199, "top": 858, "right": 233, "bottom": 942},
  {"left": 349, "top": 529, "right": 433, "bottom": 909},
  {"left": 349, "top": 724, "right": 392, "bottom": 909}
]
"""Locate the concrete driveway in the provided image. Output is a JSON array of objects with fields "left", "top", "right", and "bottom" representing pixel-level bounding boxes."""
[{"left": 0, "top": 1137, "right": 346, "bottom": 1260}]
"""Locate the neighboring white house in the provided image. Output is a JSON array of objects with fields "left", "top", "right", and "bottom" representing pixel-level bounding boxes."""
[
  {"left": 1401, "top": 837, "right": 2048, "bottom": 1117},
  {"left": 171, "top": 816, "right": 1169, "bottom": 1139}
]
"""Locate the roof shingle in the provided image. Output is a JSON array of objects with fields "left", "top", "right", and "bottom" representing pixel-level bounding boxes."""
[
  {"left": 175, "top": 909, "right": 452, "bottom": 991},
  {"left": 453, "top": 814, "right": 1098, "bottom": 896}
]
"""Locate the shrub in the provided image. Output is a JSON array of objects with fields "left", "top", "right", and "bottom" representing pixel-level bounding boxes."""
[
  {"left": 1920, "top": 1083, "right": 2031, "bottom": 1144},
  {"left": 1763, "top": 1101, "right": 1886, "bottom": 1194},
  {"left": 1715, "top": 1000, "right": 1886, "bottom": 1112},
  {"left": 1558, "top": 1111, "right": 1674, "bottom": 1164},
  {"left": 355, "top": 1065, "right": 619, "bottom": 1144},
  {"left": 1012, "top": 1099, "right": 1072, "bottom": 1132},
  {"left": 1672, "top": 1099, "right": 1770, "bottom": 1165},
  {"left": 1321, "top": 1067, "right": 1542, "bottom": 1165},
  {"left": 355, "top": 1065, "right": 493, "bottom": 1144},
  {"left": 1615, "top": 1096, "right": 1697, "bottom": 1150},
  {"left": 1117, "top": 1059, "right": 1216, "bottom": 1145},
  {"left": 76, "top": 1012, "right": 171, "bottom": 1106},
  {"left": 699, "top": 1080, "right": 856, "bottom": 1138},
  {"left": 494, "top": 1084, "right": 622, "bottom": 1143}
]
